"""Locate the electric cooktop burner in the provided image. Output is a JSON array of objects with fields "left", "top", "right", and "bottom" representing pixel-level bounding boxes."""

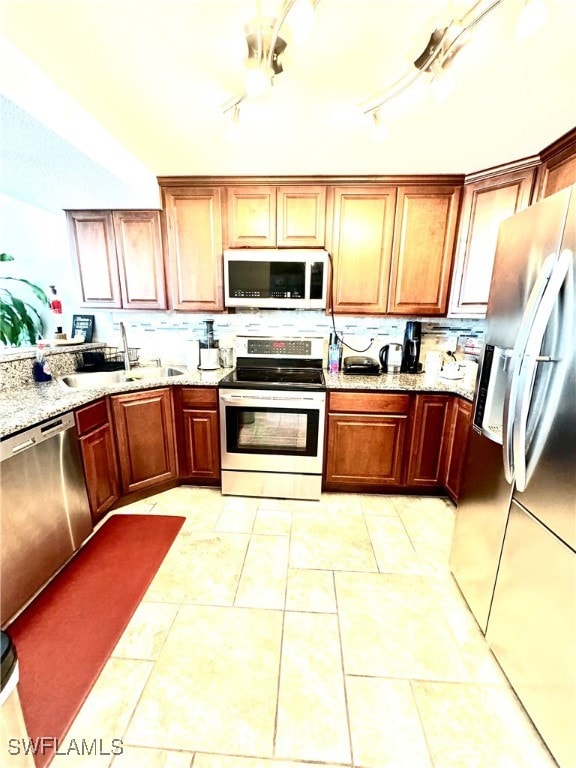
[
  {"left": 219, "top": 367, "right": 325, "bottom": 390},
  {"left": 218, "top": 335, "right": 326, "bottom": 391}
]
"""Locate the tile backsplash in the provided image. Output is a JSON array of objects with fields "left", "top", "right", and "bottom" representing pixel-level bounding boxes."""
[
  {"left": 0, "top": 312, "right": 484, "bottom": 387},
  {"left": 100, "top": 310, "right": 484, "bottom": 365}
]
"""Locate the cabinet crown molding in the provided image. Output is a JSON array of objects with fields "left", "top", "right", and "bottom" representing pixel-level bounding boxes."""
[{"left": 157, "top": 174, "right": 465, "bottom": 188}]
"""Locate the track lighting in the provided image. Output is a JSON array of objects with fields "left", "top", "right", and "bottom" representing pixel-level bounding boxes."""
[
  {"left": 360, "top": 0, "right": 545, "bottom": 130},
  {"left": 221, "top": 0, "right": 318, "bottom": 124}
]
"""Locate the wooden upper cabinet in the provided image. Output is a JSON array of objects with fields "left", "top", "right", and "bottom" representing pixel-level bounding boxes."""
[
  {"left": 162, "top": 187, "right": 224, "bottom": 311},
  {"left": 330, "top": 186, "right": 397, "bottom": 313},
  {"left": 449, "top": 166, "right": 536, "bottom": 317},
  {"left": 67, "top": 210, "right": 166, "bottom": 309},
  {"left": 535, "top": 128, "right": 576, "bottom": 199},
  {"left": 67, "top": 210, "right": 122, "bottom": 308},
  {"left": 112, "top": 211, "right": 166, "bottom": 309},
  {"left": 226, "top": 186, "right": 276, "bottom": 246},
  {"left": 277, "top": 186, "right": 326, "bottom": 246},
  {"left": 226, "top": 185, "right": 326, "bottom": 247},
  {"left": 387, "top": 185, "right": 461, "bottom": 315}
]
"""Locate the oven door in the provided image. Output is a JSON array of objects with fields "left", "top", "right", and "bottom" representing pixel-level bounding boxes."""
[{"left": 219, "top": 388, "right": 326, "bottom": 474}]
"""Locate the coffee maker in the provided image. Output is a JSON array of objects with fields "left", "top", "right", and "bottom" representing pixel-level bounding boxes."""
[{"left": 401, "top": 321, "right": 422, "bottom": 373}]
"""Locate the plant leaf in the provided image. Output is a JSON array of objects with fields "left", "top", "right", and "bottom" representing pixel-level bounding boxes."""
[
  {"left": 0, "top": 253, "right": 15, "bottom": 262},
  {"left": 3, "top": 277, "right": 50, "bottom": 306}
]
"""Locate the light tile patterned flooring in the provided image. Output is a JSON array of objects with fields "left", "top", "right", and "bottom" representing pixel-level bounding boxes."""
[{"left": 52, "top": 488, "right": 558, "bottom": 768}]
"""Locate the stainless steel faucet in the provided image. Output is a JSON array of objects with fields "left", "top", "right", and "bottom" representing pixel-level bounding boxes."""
[{"left": 119, "top": 322, "right": 131, "bottom": 372}]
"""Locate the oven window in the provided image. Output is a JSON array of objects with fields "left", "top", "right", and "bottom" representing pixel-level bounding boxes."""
[{"left": 226, "top": 406, "right": 319, "bottom": 456}]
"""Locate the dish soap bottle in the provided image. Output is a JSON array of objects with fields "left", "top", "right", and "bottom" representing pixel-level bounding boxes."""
[{"left": 33, "top": 341, "right": 52, "bottom": 382}]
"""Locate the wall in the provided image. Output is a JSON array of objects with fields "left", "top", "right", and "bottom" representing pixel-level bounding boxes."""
[{"left": 0, "top": 194, "right": 79, "bottom": 339}]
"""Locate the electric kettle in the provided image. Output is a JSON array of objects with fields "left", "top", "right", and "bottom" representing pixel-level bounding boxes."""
[{"left": 379, "top": 343, "right": 403, "bottom": 374}]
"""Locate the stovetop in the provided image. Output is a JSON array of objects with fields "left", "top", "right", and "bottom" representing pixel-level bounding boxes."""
[
  {"left": 219, "top": 367, "right": 325, "bottom": 391},
  {"left": 219, "top": 335, "right": 326, "bottom": 391}
]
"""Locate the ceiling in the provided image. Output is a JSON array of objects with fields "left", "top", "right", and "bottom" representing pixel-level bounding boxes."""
[{"left": 1, "top": 0, "right": 575, "bottom": 181}]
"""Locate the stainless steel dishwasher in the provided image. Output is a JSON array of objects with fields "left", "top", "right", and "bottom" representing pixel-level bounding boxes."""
[{"left": 1, "top": 412, "right": 93, "bottom": 626}]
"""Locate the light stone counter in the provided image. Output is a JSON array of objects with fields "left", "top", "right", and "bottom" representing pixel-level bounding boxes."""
[
  {"left": 325, "top": 370, "right": 476, "bottom": 401},
  {"left": 0, "top": 366, "right": 475, "bottom": 440},
  {"left": 0, "top": 367, "right": 228, "bottom": 439}
]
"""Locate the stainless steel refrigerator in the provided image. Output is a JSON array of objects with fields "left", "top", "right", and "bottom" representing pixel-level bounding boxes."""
[{"left": 450, "top": 184, "right": 575, "bottom": 768}]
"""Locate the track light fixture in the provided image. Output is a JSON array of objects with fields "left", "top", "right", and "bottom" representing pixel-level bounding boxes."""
[
  {"left": 360, "top": 0, "right": 505, "bottom": 125},
  {"left": 362, "top": 0, "right": 550, "bottom": 138},
  {"left": 221, "top": 0, "right": 319, "bottom": 124}
]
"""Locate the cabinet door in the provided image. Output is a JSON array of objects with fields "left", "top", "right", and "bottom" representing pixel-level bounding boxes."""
[
  {"left": 444, "top": 397, "right": 472, "bottom": 501},
  {"left": 67, "top": 211, "right": 121, "bottom": 308},
  {"left": 388, "top": 186, "right": 461, "bottom": 315},
  {"left": 111, "top": 388, "right": 177, "bottom": 494},
  {"left": 406, "top": 394, "right": 451, "bottom": 487},
  {"left": 277, "top": 186, "right": 326, "bottom": 246},
  {"left": 163, "top": 187, "right": 223, "bottom": 311},
  {"left": 325, "top": 413, "right": 407, "bottom": 486},
  {"left": 535, "top": 128, "right": 576, "bottom": 199},
  {"left": 330, "top": 186, "right": 396, "bottom": 313},
  {"left": 449, "top": 169, "right": 535, "bottom": 316},
  {"left": 182, "top": 409, "right": 220, "bottom": 479},
  {"left": 79, "top": 424, "right": 120, "bottom": 523},
  {"left": 226, "top": 186, "right": 276, "bottom": 247},
  {"left": 113, "top": 211, "right": 166, "bottom": 309},
  {"left": 177, "top": 388, "right": 220, "bottom": 481}
]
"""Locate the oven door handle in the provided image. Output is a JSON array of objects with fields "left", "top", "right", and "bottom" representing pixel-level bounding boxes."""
[{"left": 220, "top": 394, "right": 322, "bottom": 408}]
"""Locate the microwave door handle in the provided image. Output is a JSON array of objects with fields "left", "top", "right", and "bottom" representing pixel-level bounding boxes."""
[
  {"left": 512, "top": 249, "right": 572, "bottom": 492},
  {"left": 502, "top": 251, "right": 557, "bottom": 483}
]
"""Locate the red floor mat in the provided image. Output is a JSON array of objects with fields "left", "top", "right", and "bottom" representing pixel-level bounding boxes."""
[{"left": 6, "top": 513, "right": 185, "bottom": 767}]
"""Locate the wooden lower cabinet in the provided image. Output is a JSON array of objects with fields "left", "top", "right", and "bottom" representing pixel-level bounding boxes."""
[
  {"left": 443, "top": 397, "right": 473, "bottom": 502},
  {"left": 75, "top": 398, "right": 120, "bottom": 523},
  {"left": 324, "top": 392, "right": 410, "bottom": 490},
  {"left": 111, "top": 387, "right": 177, "bottom": 494},
  {"left": 176, "top": 387, "right": 220, "bottom": 483},
  {"left": 406, "top": 394, "right": 452, "bottom": 487}
]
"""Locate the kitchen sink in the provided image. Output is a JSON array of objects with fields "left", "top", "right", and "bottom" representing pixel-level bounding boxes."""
[{"left": 57, "top": 366, "right": 186, "bottom": 389}]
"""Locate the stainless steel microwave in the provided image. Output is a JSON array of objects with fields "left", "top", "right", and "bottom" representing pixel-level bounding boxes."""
[{"left": 223, "top": 249, "right": 328, "bottom": 309}]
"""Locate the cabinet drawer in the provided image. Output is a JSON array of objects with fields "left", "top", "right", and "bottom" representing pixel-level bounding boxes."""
[
  {"left": 181, "top": 387, "right": 218, "bottom": 409},
  {"left": 75, "top": 398, "right": 109, "bottom": 436},
  {"left": 328, "top": 391, "right": 410, "bottom": 414}
]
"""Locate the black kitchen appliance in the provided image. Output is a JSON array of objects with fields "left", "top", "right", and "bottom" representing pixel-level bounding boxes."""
[
  {"left": 343, "top": 356, "right": 380, "bottom": 375},
  {"left": 402, "top": 321, "right": 422, "bottom": 373}
]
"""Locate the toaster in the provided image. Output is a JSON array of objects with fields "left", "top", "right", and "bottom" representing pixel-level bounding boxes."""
[{"left": 343, "top": 356, "right": 380, "bottom": 375}]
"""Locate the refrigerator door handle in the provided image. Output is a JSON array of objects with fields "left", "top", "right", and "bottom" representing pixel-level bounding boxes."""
[
  {"left": 502, "top": 252, "right": 557, "bottom": 483},
  {"left": 513, "top": 249, "right": 572, "bottom": 491}
]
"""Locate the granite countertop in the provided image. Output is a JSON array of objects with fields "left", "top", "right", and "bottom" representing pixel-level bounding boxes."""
[
  {"left": 0, "top": 366, "right": 475, "bottom": 440},
  {"left": 0, "top": 367, "right": 225, "bottom": 439},
  {"left": 325, "top": 370, "right": 476, "bottom": 400}
]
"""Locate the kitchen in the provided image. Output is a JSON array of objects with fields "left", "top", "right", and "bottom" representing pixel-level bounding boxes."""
[{"left": 1, "top": 1, "right": 576, "bottom": 767}]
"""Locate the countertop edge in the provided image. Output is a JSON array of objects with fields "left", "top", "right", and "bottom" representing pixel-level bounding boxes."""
[{"left": 0, "top": 369, "right": 475, "bottom": 440}]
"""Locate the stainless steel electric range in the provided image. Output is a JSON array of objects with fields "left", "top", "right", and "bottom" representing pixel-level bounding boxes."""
[{"left": 218, "top": 336, "right": 326, "bottom": 500}]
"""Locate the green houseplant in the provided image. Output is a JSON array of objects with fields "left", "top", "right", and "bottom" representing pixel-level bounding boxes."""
[{"left": 0, "top": 253, "right": 50, "bottom": 346}]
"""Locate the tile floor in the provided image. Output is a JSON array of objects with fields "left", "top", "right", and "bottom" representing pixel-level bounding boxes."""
[{"left": 51, "top": 488, "right": 558, "bottom": 768}]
